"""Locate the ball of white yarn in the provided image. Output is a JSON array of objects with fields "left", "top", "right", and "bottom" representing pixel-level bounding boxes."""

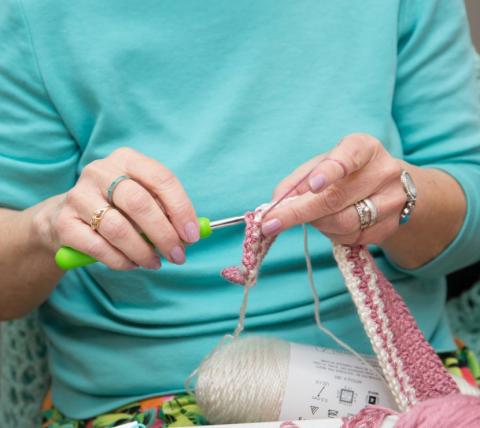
[{"left": 195, "top": 336, "right": 290, "bottom": 424}]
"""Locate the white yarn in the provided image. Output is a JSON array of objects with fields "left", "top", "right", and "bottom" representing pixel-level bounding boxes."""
[
  {"left": 302, "top": 225, "right": 382, "bottom": 379},
  {"left": 194, "top": 225, "right": 385, "bottom": 424},
  {"left": 195, "top": 336, "right": 290, "bottom": 424}
]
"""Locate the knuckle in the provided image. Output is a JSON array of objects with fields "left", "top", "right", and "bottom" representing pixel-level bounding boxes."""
[
  {"left": 334, "top": 210, "right": 355, "bottom": 234},
  {"left": 340, "top": 133, "right": 364, "bottom": 145},
  {"left": 64, "top": 190, "right": 79, "bottom": 207},
  {"left": 85, "top": 240, "right": 106, "bottom": 260},
  {"left": 348, "top": 147, "right": 363, "bottom": 171},
  {"left": 153, "top": 168, "right": 178, "bottom": 191},
  {"left": 288, "top": 204, "right": 306, "bottom": 225},
  {"left": 54, "top": 212, "right": 71, "bottom": 237},
  {"left": 322, "top": 185, "right": 345, "bottom": 213},
  {"left": 82, "top": 160, "right": 102, "bottom": 176},
  {"left": 111, "top": 146, "right": 137, "bottom": 159},
  {"left": 385, "top": 162, "right": 401, "bottom": 180},
  {"left": 125, "top": 189, "right": 154, "bottom": 215},
  {"left": 100, "top": 212, "right": 129, "bottom": 241},
  {"left": 166, "top": 198, "right": 191, "bottom": 218},
  {"left": 111, "top": 259, "right": 134, "bottom": 271}
]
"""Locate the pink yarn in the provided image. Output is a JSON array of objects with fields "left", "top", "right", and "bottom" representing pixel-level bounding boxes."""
[
  {"left": 396, "top": 394, "right": 480, "bottom": 427},
  {"left": 343, "top": 246, "right": 459, "bottom": 407},
  {"left": 343, "top": 394, "right": 480, "bottom": 428},
  {"left": 220, "top": 191, "right": 474, "bottom": 425},
  {"left": 342, "top": 405, "right": 398, "bottom": 428},
  {"left": 221, "top": 207, "right": 277, "bottom": 287}
]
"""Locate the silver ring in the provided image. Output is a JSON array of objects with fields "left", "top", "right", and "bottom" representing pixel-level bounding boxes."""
[
  {"left": 354, "top": 198, "right": 377, "bottom": 230},
  {"left": 363, "top": 198, "right": 378, "bottom": 227},
  {"left": 107, "top": 175, "right": 131, "bottom": 205},
  {"left": 354, "top": 200, "right": 370, "bottom": 230}
]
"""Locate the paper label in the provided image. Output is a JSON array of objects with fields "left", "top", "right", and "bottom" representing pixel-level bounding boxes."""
[
  {"left": 201, "top": 417, "right": 398, "bottom": 428},
  {"left": 279, "top": 343, "right": 398, "bottom": 421}
]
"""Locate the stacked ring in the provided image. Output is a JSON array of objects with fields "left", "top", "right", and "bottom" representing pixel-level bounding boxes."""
[
  {"left": 363, "top": 198, "right": 378, "bottom": 227},
  {"left": 354, "top": 198, "right": 378, "bottom": 230}
]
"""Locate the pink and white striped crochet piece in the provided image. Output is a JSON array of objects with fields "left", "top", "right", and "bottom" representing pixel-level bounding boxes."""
[
  {"left": 221, "top": 203, "right": 278, "bottom": 287},
  {"left": 333, "top": 245, "right": 459, "bottom": 416},
  {"left": 222, "top": 208, "right": 459, "bottom": 415}
]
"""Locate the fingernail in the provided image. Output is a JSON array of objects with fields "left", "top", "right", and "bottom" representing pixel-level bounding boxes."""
[
  {"left": 262, "top": 218, "right": 282, "bottom": 236},
  {"left": 125, "top": 263, "right": 139, "bottom": 270},
  {"left": 184, "top": 221, "right": 200, "bottom": 243},
  {"left": 170, "top": 245, "right": 186, "bottom": 264},
  {"left": 309, "top": 174, "right": 326, "bottom": 193},
  {"left": 148, "top": 258, "right": 162, "bottom": 270}
]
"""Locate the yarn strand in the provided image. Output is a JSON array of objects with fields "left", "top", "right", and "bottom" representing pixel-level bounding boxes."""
[{"left": 302, "top": 224, "right": 384, "bottom": 379}]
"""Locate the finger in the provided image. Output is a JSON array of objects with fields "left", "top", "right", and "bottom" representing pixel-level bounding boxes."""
[
  {"left": 118, "top": 149, "right": 200, "bottom": 244},
  {"left": 109, "top": 179, "right": 186, "bottom": 264},
  {"left": 68, "top": 191, "right": 162, "bottom": 269},
  {"left": 59, "top": 218, "right": 138, "bottom": 271},
  {"left": 272, "top": 155, "right": 324, "bottom": 200},
  {"left": 96, "top": 208, "right": 162, "bottom": 269},
  {"left": 307, "top": 134, "right": 379, "bottom": 193},
  {"left": 310, "top": 186, "right": 405, "bottom": 235},
  {"left": 324, "top": 216, "right": 399, "bottom": 246},
  {"left": 263, "top": 158, "right": 401, "bottom": 235}
]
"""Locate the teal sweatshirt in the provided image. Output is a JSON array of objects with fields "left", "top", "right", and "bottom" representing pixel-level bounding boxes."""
[{"left": 1, "top": 0, "right": 479, "bottom": 419}]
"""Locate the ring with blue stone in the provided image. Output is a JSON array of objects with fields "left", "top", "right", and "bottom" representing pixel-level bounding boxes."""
[{"left": 399, "top": 170, "right": 416, "bottom": 225}]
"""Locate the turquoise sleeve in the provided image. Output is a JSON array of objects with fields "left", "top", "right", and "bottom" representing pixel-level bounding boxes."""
[
  {"left": 0, "top": 0, "right": 79, "bottom": 210},
  {"left": 390, "top": 0, "right": 480, "bottom": 278}
]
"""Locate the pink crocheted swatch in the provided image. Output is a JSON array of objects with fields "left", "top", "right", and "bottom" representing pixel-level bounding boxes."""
[
  {"left": 221, "top": 204, "right": 277, "bottom": 287},
  {"left": 334, "top": 245, "right": 459, "bottom": 411}
]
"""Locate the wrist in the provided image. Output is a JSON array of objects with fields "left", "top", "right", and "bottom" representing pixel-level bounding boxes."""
[
  {"left": 381, "top": 164, "right": 466, "bottom": 269},
  {"left": 29, "top": 194, "right": 65, "bottom": 254}
]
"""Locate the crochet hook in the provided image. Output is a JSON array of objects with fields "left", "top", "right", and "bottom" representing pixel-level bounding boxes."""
[{"left": 54, "top": 215, "right": 245, "bottom": 270}]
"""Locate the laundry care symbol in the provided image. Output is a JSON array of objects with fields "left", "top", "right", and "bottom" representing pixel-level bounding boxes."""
[
  {"left": 366, "top": 391, "right": 379, "bottom": 405},
  {"left": 310, "top": 405, "right": 319, "bottom": 415},
  {"left": 337, "top": 387, "right": 356, "bottom": 405},
  {"left": 312, "top": 381, "right": 329, "bottom": 403},
  {"left": 328, "top": 409, "right": 339, "bottom": 418}
]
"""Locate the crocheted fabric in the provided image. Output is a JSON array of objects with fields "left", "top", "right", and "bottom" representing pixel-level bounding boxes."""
[
  {"left": 223, "top": 209, "right": 460, "bottom": 415},
  {"left": 334, "top": 245, "right": 460, "bottom": 414},
  {"left": 222, "top": 204, "right": 277, "bottom": 287},
  {"left": 0, "top": 311, "right": 50, "bottom": 428},
  {"left": 447, "top": 281, "right": 480, "bottom": 359}
]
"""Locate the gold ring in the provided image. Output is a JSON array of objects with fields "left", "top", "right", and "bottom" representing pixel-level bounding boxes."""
[{"left": 90, "top": 206, "right": 112, "bottom": 231}]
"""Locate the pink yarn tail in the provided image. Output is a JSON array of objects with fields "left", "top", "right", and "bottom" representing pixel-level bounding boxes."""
[{"left": 342, "top": 405, "right": 399, "bottom": 428}]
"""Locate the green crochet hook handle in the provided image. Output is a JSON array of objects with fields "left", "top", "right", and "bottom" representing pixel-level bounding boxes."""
[{"left": 55, "top": 217, "right": 212, "bottom": 270}]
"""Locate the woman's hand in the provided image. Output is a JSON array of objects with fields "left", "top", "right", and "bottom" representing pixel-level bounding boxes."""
[
  {"left": 261, "top": 134, "right": 407, "bottom": 246},
  {"left": 35, "top": 147, "right": 199, "bottom": 270}
]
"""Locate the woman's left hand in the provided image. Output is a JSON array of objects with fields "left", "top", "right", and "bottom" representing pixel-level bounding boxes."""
[{"left": 262, "top": 133, "right": 408, "bottom": 245}]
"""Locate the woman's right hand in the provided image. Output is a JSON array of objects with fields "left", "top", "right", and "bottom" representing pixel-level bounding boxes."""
[{"left": 35, "top": 147, "right": 199, "bottom": 270}]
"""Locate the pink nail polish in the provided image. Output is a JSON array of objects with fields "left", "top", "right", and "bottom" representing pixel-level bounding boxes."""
[
  {"left": 309, "top": 174, "right": 326, "bottom": 193},
  {"left": 125, "top": 263, "right": 139, "bottom": 270},
  {"left": 262, "top": 218, "right": 282, "bottom": 236},
  {"left": 184, "top": 221, "right": 200, "bottom": 243},
  {"left": 149, "top": 258, "right": 162, "bottom": 270},
  {"left": 170, "top": 246, "right": 186, "bottom": 264}
]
